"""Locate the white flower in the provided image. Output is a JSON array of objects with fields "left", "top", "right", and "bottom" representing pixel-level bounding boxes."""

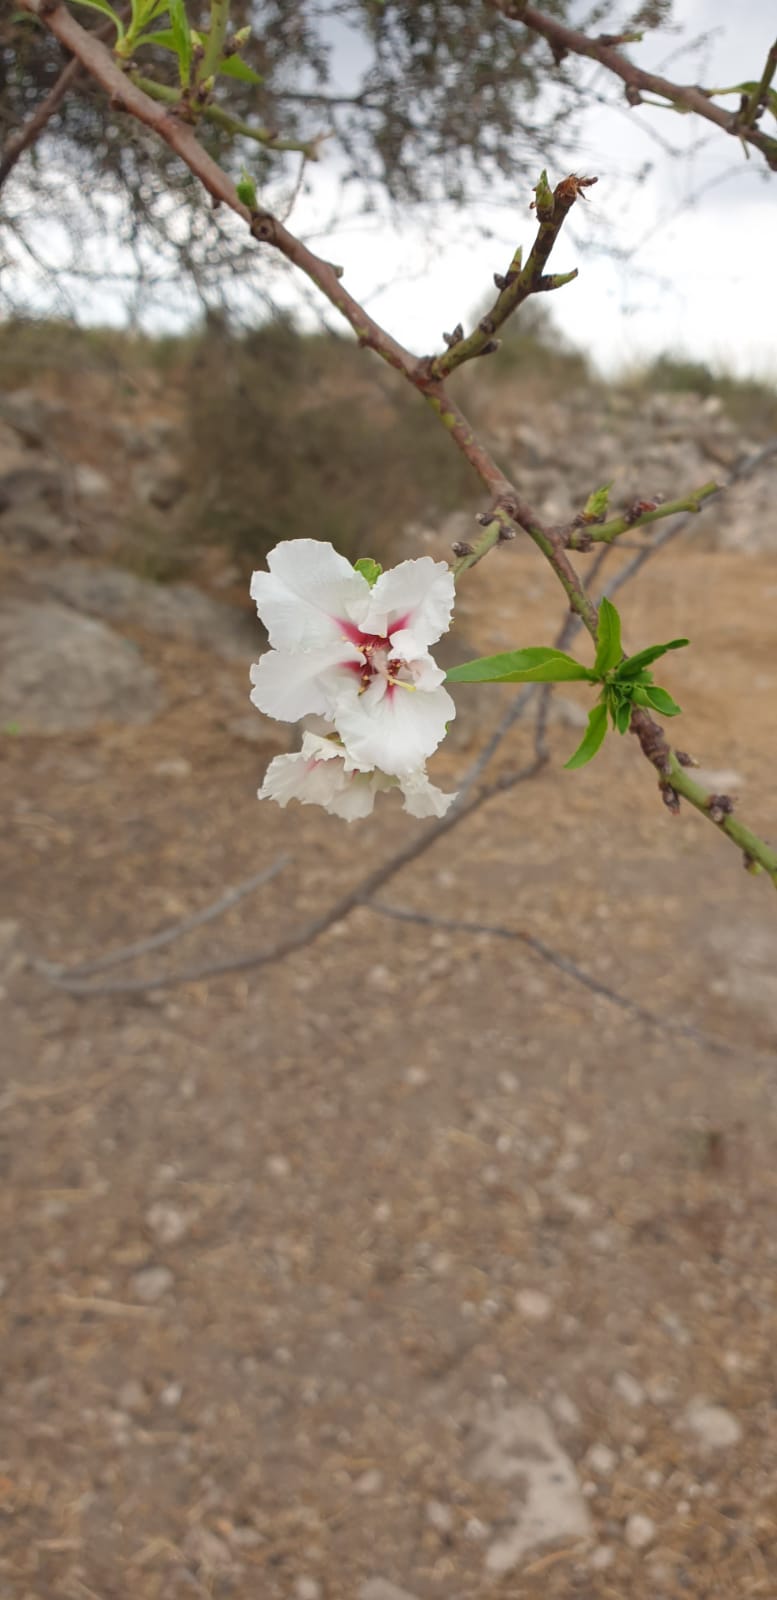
[
  {"left": 259, "top": 733, "right": 457, "bottom": 822},
  {"left": 250, "top": 539, "right": 456, "bottom": 776}
]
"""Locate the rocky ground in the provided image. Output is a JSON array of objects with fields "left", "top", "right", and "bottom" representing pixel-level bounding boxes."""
[{"left": 1, "top": 374, "right": 777, "bottom": 1599}]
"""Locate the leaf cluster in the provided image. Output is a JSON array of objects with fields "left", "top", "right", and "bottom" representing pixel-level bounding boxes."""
[{"left": 446, "top": 597, "right": 688, "bottom": 769}]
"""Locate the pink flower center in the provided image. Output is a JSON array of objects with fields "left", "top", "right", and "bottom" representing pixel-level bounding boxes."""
[{"left": 339, "top": 620, "right": 412, "bottom": 695}]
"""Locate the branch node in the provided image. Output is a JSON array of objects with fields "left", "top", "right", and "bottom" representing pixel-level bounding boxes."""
[
  {"left": 708, "top": 793, "right": 735, "bottom": 824},
  {"left": 661, "top": 782, "right": 681, "bottom": 814},
  {"left": 442, "top": 323, "right": 464, "bottom": 349},
  {"left": 451, "top": 540, "right": 474, "bottom": 557},
  {"left": 675, "top": 749, "right": 698, "bottom": 768}
]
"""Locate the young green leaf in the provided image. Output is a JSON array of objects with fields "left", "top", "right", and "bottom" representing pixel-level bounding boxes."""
[
  {"left": 168, "top": 0, "right": 192, "bottom": 85},
  {"left": 446, "top": 647, "right": 598, "bottom": 685},
  {"left": 564, "top": 701, "right": 609, "bottom": 769},
  {"left": 593, "top": 595, "right": 622, "bottom": 677},
  {"left": 643, "top": 684, "right": 683, "bottom": 717},
  {"left": 582, "top": 480, "right": 613, "bottom": 522},
  {"left": 354, "top": 557, "right": 382, "bottom": 587},
  {"left": 235, "top": 171, "right": 258, "bottom": 208},
  {"left": 69, "top": 0, "right": 124, "bottom": 37},
  {"left": 217, "top": 54, "right": 264, "bottom": 84},
  {"left": 615, "top": 638, "right": 689, "bottom": 678},
  {"left": 613, "top": 697, "right": 632, "bottom": 734}
]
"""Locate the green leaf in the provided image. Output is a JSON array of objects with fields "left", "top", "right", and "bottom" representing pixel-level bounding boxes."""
[
  {"left": 69, "top": 0, "right": 124, "bottom": 36},
  {"left": 582, "top": 480, "right": 613, "bottom": 522},
  {"left": 217, "top": 54, "right": 264, "bottom": 84},
  {"left": 354, "top": 557, "right": 382, "bottom": 587},
  {"left": 615, "top": 639, "right": 689, "bottom": 678},
  {"left": 136, "top": 24, "right": 177, "bottom": 48},
  {"left": 564, "top": 701, "right": 609, "bottom": 770},
  {"left": 593, "top": 596, "right": 622, "bottom": 677},
  {"left": 446, "top": 647, "right": 598, "bottom": 685},
  {"left": 168, "top": 0, "right": 192, "bottom": 85},
  {"left": 643, "top": 684, "right": 683, "bottom": 717},
  {"left": 613, "top": 698, "right": 632, "bottom": 734}
]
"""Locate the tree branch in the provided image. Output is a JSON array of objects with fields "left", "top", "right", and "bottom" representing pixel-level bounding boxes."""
[{"left": 490, "top": 1, "right": 777, "bottom": 170}]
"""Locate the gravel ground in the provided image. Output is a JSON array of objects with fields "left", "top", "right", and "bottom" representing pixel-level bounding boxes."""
[{"left": 2, "top": 542, "right": 777, "bottom": 1599}]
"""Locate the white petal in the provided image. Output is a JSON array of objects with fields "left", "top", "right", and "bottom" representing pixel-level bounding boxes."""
[
  {"left": 365, "top": 558, "right": 454, "bottom": 646},
  {"left": 251, "top": 539, "right": 369, "bottom": 649},
  {"left": 334, "top": 679, "right": 455, "bottom": 775},
  {"left": 258, "top": 749, "right": 343, "bottom": 809},
  {"left": 325, "top": 776, "right": 379, "bottom": 821},
  {"left": 250, "top": 643, "right": 361, "bottom": 722},
  {"left": 388, "top": 632, "right": 447, "bottom": 690},
  {"left": 398, "top": 770, "right": 458, "bottom": 818}
]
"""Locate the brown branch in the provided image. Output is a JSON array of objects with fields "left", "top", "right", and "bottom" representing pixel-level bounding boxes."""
[{"left": 490, "top": 1, "right": 777, "bottom": 170}]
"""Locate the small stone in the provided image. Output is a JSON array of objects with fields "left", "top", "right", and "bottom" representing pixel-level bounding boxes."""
[
  {"left": 132, "top": 1265, "right": 174, "bottom": 1303},
  {"left": 514, "top": 1288, "right": 552, "bottom": 1321},
  {"left": 183, "top": 1527, "right": 233, "bottom": 1570},
  {"left": 117, "top": 1379, "right": 147, "bottom": 1413},
  {"left": 266, "top": 1155, "right": 291, "bottom": 1179},
  {"left": 146, "top": 1203, "right": 189, "bottom": 1245},
  {"left": 160, "top": 1382, "right": 183, "bottom": 1408},
  {"left": 359, "top": 1582, "right": 420, "bottom": 1600},
  {"left": 613, "top": 1372, "right": 645, "bottom": 1408},
  {"left": 586, "top": 1443, "right": 618, "bottom": 1476},
  {"left": 590, "top": 1545, "right": 615, "bottom": 1571},
  {"left": 354, "top": 1469, "right": 384, "bottom": 1496},
  {"left": 464, "top": 1517, "right": 490, "bottom": 1542},
  {"left": 551, "top": 1393, "right": 581, "bottom": 1429},
  {"left": 295, "top": 1580, "right": 322, "bottom": 1600},
  {"left": 426, "top": 1499, "right": 454, "bottom": 1534},
  {"left": 153, "top": 757, "right": 192, "bottom": 779},
  {"left": 625, "top": 1513, "right": 655, "bottom": 1550},
  {"left": 683, "top": 1401, "right": 742, "bottom": 1450}
]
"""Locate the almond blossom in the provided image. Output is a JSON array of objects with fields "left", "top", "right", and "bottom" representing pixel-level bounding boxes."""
[
  {"left": 259, "top": 732, "right": 457, "bottom": 821},
  {"left": 250, "top": 539, "right": 456, "bottom": 777}
]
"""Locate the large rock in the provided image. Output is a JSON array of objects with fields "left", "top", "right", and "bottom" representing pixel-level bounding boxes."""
[
  {"left": 0, "top": 601, "right": 162, "bottom": 732},
  {"left": 35, "top": 560, "right": 257, "bottom": 661},
  {"left": 0, "top": 419, "right": 74, "bottom": 550}
]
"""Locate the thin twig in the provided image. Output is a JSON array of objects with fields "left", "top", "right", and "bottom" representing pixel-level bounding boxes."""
[
  {"left": 368, "top": 902, "right": 771, "bottom": 1060},
  {"left": 32, "top": 855, "right": 291, "bottom": 981},
  {"left": 489, "top": 1, "right": 777, "bottom": 171}
]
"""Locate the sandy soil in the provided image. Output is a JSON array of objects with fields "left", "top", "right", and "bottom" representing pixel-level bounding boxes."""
[{"left": 2, "top": 540, "right": 777, "bottom": 1599}]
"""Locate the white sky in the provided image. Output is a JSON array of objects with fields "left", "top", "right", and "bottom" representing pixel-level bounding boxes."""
[
  {"left": 282, "top": 0, "right": 777, "bottom": 377},
  {"left": 5, "top": 0, "right": 776, "bottom": 377}
]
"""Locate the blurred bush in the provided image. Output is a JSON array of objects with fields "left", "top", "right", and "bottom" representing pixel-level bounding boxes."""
[
  {"left": 181, "top": 315, "right": 480, "bottom": 569},
  {"left": 628, "top": 353, "right": 777, "bottom": 438}
]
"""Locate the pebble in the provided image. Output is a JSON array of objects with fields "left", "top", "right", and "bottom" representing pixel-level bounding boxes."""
[
  {"left": 426, "top": 1499, "right": 454, "bottom": 1534},
  {"left": 146, "top": 1202, "right": 189, "bottom": 1245},
  {"left": 359, "top": 1582, "right": 420, "bottom": 1600},
  {"left": 266, "top": 1154, "right": 291, "bottom": 1179},
  {"left": 683, "top": 1401, "right": 742, "bottom": 1449},
  {"left": 625, "top": 1513, "right": 656, "bottom": 1550},
  {"left": 160, "top": 1382, "right": 183, "bottom": 1408},
  {"left": 132, "top": 1266, "right": 174, "bottom": 1303},
  {"left": 117, "top": 1379, "right": 147, "bottom": 1413},
  {"left": 295, "top": 1580, "right": 322, "bottom": 1600},
  {"left": 590, "top": 1545, "right": 615, "bottom": 1571},
  {"left": 354, "top": 1469, "right": 384, "bottom": 1496},
  {"left": 586, "top": 1443, "right": 618, "bottom": 1476},
  {"left": 514, "top": 1288, "right": 552, "bottom": 1321},
  {"left": 613, "top": 1371, "right": 645, "bottom": 1407}
]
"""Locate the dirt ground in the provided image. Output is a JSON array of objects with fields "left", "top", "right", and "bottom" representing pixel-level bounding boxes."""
[{"left": 2, "top": 539, "right": 777, "bottom": 1599}]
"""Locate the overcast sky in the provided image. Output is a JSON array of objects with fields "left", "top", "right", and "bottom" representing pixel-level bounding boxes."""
[{"left": 284, "top": 0, "right": 777, "bottom": 377}]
